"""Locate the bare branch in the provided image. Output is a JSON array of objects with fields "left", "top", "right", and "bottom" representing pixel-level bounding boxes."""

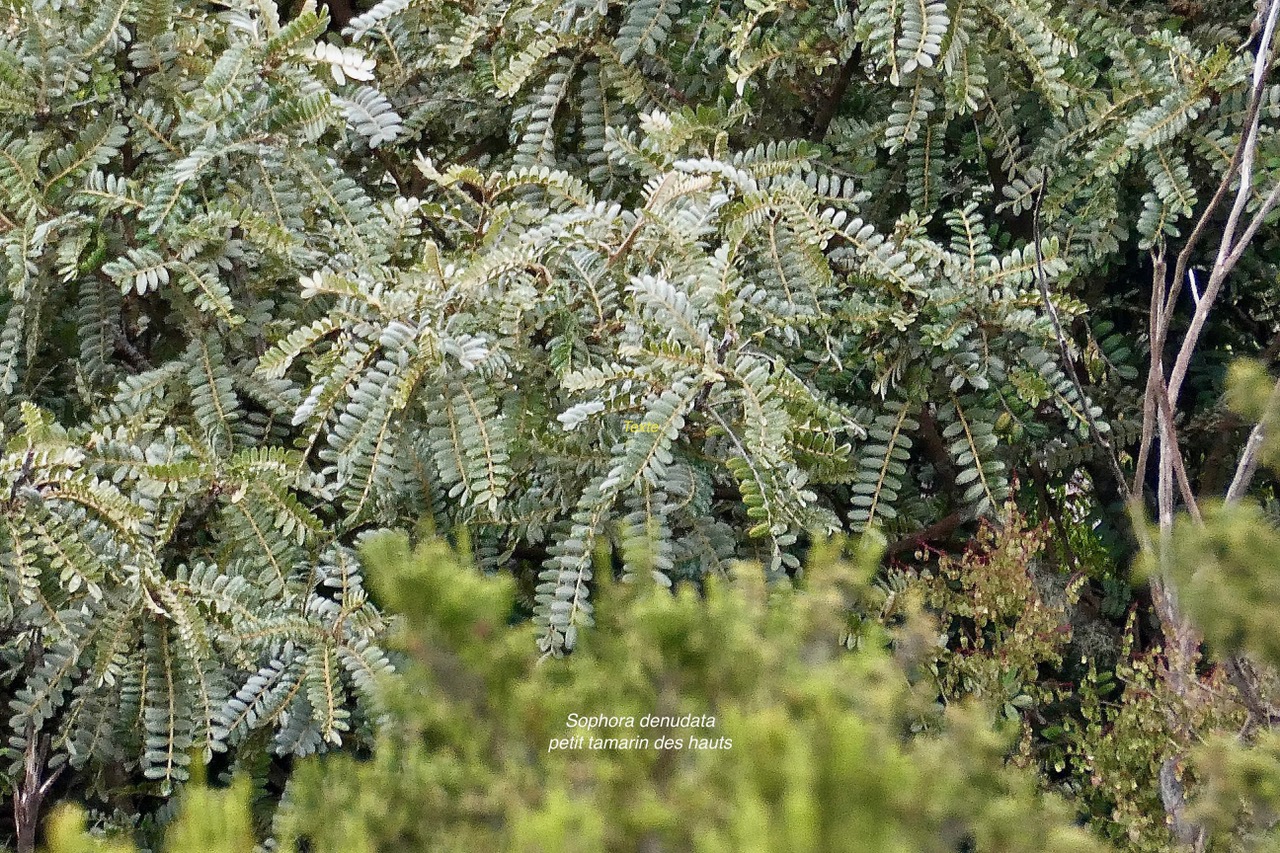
[
  {"left": 1166, "top": 0, "right": 1280, "bottom": 407},
  {"left": 13, "top": 726, "right": 57, "bottom": 853},
  {"left": 1133, "top": 251, "right": 1166, "bottom": 501},
  {"left": 1226, "top": 373, "right": 1280, "bottom": 502},
  {"left": 1153, "top": 370, "right": 1204, "bottom": 523},
  {"left": 1163, "top": 0, "right": 1280, "bottom": 344}
]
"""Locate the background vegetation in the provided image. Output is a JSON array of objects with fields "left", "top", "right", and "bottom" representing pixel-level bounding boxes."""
[{"left": 4, "top": 0, "right": 1280, "bottom": 849}]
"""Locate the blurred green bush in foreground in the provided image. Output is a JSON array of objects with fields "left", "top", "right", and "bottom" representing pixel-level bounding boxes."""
[{"left": 45, "top": 531, "right": 1105, "bottom": 853}]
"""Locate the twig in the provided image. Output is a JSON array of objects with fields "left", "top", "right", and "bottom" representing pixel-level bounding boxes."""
[
  {"left": 1151, "top": 369, "right": 1204, "bottom": 523},
  {"left": 1132, "top": 252, "right": 1165, "bottom": 503},
  {"left": 884, "top": 510, "right": 963, "bottom": 558},
  {"left": 1225, "top": 373, "right": 1280, "bottom": 502},
  {"left": 1030, "top": 174, "right": 1131, "bottom": 502},
  {"left": 113, "top": 328, "right": 152, "bottom": 373},
  {"left": 1164, "top": 0, "right": 1280, "bottom": 408}
]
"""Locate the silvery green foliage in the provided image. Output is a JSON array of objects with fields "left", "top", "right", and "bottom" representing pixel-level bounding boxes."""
[
  {"left": 343, "top": 0, "right": 1262, "bottom": 257},
  {"left": 2, "top": 0, "right": 1275, "bottom": 827},
  {"left": 317, "top": 0, "right": 1271, "bottom": 657},
  {"left": 268, "top": 114, "right": 1098, "bottom": 656},
  {"left": 0, "top": 0, "right": 396, "bottom": 806}
]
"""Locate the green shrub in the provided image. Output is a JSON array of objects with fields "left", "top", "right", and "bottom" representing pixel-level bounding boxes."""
[{"left": 47, "top": 531, "right": 1106, "bottom": 853}]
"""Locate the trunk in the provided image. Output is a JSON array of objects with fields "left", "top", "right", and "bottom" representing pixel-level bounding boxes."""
[{"left": 13, "top": 731, "right": 60, "bottom": 853}]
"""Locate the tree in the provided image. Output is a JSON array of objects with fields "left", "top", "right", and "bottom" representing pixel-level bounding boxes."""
[
  {"left": 1, "top": 3, "right": 397, "bottom": 847},
  {"left": 6, "top": 0, "right": 1280, "bottom": 848}
]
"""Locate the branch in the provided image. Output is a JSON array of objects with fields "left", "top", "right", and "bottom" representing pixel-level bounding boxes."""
[
  {"left": 1163, "top": 0, "right": 1280, "bottom": 344},
  {"left": 1132, "top": 252, "right": 1165, "bottom": 503},
  {"left": 809, "top": 46, "right": 863, "bottom": 143},
  {"left": 1151, "top": 369, "right": 1204, "bottom": 524},
  {"left": 1164, "top": 0, "right": 1280, "bottom": 408},
  {"left": 113, "top": 328, "right": 153, "bottom": 373},
  {"left": 1030, "top": 175, "right": 1131, "bottom": 502},
  {"left": 1136, "top": 0, "right": 1280, "bottom": 519},
  {"left": 13, "top": 724, "right": 62, "bottom": 853},
  {"left": 885, "top": 511, "right": 964, "bottom": 558},
  {"left": 1225, "top": 373, "right": 1280, "bottom": 502}
]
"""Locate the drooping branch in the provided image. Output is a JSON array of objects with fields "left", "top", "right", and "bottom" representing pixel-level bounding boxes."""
[{"left": 1031, "top": 175, "right": 1130, "bottom": 504}]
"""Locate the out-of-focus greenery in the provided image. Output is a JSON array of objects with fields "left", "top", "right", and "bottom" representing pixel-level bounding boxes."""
[
  {"left": 36, "top": 489, "right": 1280, "bottom": 853},
  {"left": 45, "top": 531, "right": 1106, "bottom": 853},
  {"left": 1164, "top": 502, "right": 1280, "bottom": 669}
]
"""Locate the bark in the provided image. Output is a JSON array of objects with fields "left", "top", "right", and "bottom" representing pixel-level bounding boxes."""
[
  {"left": 809, "top": 47, "right": 863, "bottom": 143},
  {"left": 13, "top": 727, "right": 62, "bottom": 853}
]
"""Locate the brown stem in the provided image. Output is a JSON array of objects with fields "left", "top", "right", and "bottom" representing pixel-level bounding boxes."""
[
  {"left": 809, "top": 46, "right": 863, "bottom": 143},
  {"left": 885, "top": 511, "right": 963, "bottom": 558},
  {"left": 113, "top": 328, "right": 152, "bottom": 373},
  {"left": 1031, "top": 174, "right": 1130, "bottom": 503},
  {"left": 1132, "top": 253, "right": 1164, "bottom": 504},
  {"left": 13, "top": 725, "right": 63, "bottom": 853}
]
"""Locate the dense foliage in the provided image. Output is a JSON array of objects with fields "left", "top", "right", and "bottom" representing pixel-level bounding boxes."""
[
  {"left": 5, "top": 0, "right": 1280, "bottom": 849},
  {"left": 44, "top": 531, "right": 1111, "bottom": 853},
  {"left": 35, "top": 508, "right": 1280, "bottom": 853}
]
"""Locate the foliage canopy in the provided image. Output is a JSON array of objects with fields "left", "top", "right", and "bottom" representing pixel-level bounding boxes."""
[{"left": 4, "top": 0, "right": 1280, "bottom": 849}]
